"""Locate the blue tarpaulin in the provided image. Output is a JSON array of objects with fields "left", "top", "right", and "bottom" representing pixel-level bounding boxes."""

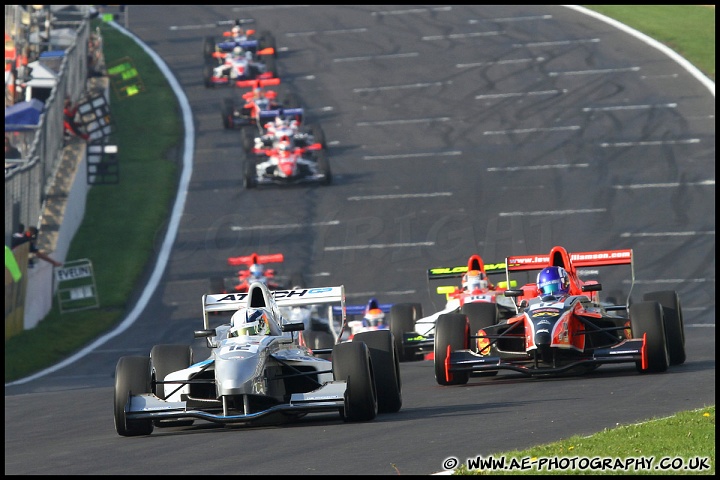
[{"left": 5, "top": 99, "right": 45, "bottom": 131}]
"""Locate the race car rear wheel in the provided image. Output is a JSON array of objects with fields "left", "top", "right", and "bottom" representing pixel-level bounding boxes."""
[
  {"left": 388, "top": 303, "right": 417, "bottom": 362},
  {"left": 630, "top": 301, "right": 669, "bottom": 373},
  {"left": 243, "top": 156, "right": 257, "bottom": 189},
  {"left": 353, "top": 330, "right": 402, "bottom": 414},
  {"left": 242, "top": 128, "right": 256, "bottom": 153},
  {"left": 203, "top": 64, "right": 214, "bottom": 88},
  {"left": 644, "top": 290, "right": 686, "bottom": 366},
  {"left": 434, "top": 313, "right": 470, "bottom": 385},
  {"left": 310, "top": 124, "right": 327, "bottom": 149},
  {"left": 317, "top": 150, "right": 331, "bottom": 185},
  {"left": 221, "top": 98, "right": 235, "bottom": 129},
  {"left": 150, "top": 345, "right": 194, "bottom": 428},
  {"left": 258, "top": 31, "right": 277, "bottom": 58},
  {"left": 203, "top": 36, "right": 216, "bottom": 62},
  {"left": 114, "top": 356, "right": 154, "bottom": 437},
  {"left": 332, "top": 341, "right": 378, "bottom": 422},
  {"left": 263, "top": 55, "right": 277, "bottom": 78},
  {"left": 303, "top": 330, "right": 335, "bottom": 360},
  {"left": 461, "top": 302, "right": 499, "bottom": 377}
]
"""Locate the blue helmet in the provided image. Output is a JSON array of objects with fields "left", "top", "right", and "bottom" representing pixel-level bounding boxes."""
[{"left": 537, "top": 266, "right": 570, "bottom": 296}]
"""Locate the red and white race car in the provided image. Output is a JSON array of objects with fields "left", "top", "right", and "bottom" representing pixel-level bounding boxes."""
[
  {"left": 433, "top": 245, "right": 686, "bottom": 385},
  {"left": 387, "top": 254, "right": 515, "bottom": 361},
  {"left": 209, "top": 252, "right": 294, "bottom": 294},
  {"left": 244, "top": 137, "right": 331, "bottom": 188},
  {"left": 203, "top": 39, "right": 276, "bottom": 88}
]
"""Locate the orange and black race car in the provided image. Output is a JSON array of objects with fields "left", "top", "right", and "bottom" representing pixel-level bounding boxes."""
[{"left": 433, "top": 245, "right": 686, "bottom": 385}]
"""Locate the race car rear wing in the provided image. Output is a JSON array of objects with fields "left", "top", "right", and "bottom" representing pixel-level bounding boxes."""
[
  {"left": 505, "top": 249, "right": 634, "bottom": 271},
  {"left": 202, "top": 285, "right": 346, "bottom": 330},
  {"left": 228, "top": 252, "right": 284, "bottom": 266},
  {"left": 427, "top": 261, "right": 506, "bottom": 280},
  {"left": 503, "top": 247, "right": 635, "bottom": 307},
  {"left": 257, "top": 107, "right": 304, "bottom": 121}
]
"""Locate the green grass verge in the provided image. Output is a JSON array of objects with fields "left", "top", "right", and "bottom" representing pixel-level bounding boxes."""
[
  {"left": 453, "top": 406, "right": 715, "bottom": 475},
  {"left": 4, "top": 21, "right": 181, "bottom": 381},
  {"left": 584, "top": 5, "right": 715, "bottom": 81}
]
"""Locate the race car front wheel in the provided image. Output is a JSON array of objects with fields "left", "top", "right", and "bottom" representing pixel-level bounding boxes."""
[
  {"left": 630, "top": 301, "right": 669, "bottom": 373},
  {"left": 243, "top": 157, "right": 257, "bottom": 189},
  {"left": 150, "top": 345, "right": 194, "bottom": 428},
  {"left": 434, "top": 314, "right": 470, "bottom": 385},
  {"left": 353, "top": 330, "right": 402, "bottom": 414},
  {"left": 388, "top": 304, "right": 416, "bottom": 362},
  {"left": 114, "top": 356, "right": 154, "bottom": 437},
  {"left": 332, "top": 341, "right": 378, "bottom": 422},
  {"left": 644, "top": 290, "right": 686, "bottom": 366}
]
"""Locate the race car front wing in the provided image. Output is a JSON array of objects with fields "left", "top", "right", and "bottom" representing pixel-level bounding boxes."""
[
  {"left": 441, "top": 337, "right": 647, "bottom": 377},
  {"left": 123, "top": 381, "right": 347, "bottom": 425}
]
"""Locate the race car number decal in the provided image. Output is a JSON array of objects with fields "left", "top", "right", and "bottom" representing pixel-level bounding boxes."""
[
  {"left": 221, "top": 343, "right": 260, "bottom": 354},
  {"left": 468, "top": 294, "right": 493, "bottom": 302}
]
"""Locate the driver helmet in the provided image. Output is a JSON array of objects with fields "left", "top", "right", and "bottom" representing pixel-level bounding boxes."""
[
  {"left": 249, "top": 263, "right": 265, "bottom": 282},
  {"left": 231, "top": 25, "right": 244, "bottom": 37},
  {"left": 232, "top": 46, "right": 244, "bottom": 57},
  {"left": 462, "top": 269, "right": 488, "bottom": 292},
  {"left": 537, "top": 266, "right": 570, "bottom": 296},
  {"left": 275, "top": 117, "right": 286, "bottom": 128},
  {"left": 363, "top": 308, "right": 385, "bottom": 328},
  {"left": 230, "top": 307, "right": 271, "bottom": 337},
  {"left": 278, "top": 140, "right": 292, "bottom": 156}
]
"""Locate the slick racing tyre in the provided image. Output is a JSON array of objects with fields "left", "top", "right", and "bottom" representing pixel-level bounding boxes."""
[
  {"left": 317, "top": 150, "right": 331, "bottom": 185},
  {"left": 114, "top": 356, "right": 153, "bottom": 437},
  {"left": 630, "top": 301, "right": 669, "bottom": 373},
  {"left": 263, "top": 55, "right": 277, "bottom": 78},
  {"left": 388, "top": 303, "right": 416, "bottom": 362},
  {"left": 461, "top": 302, "right": 498, "bottom": 377},
  {"left": 310, "top": 124, "right": 327, "bottom": 149},
  {"left": 221, "top": 98, "right": 235, "bottom": 129},
  {"left": 353, "top": 330, "right": 402, "bottom": 414},
  {"left": 644, "top": 290, "right": 686, "bottom": 366},
  {"left": 258, "top": 31, "right": 277, "bottom": 58},
  {"left": 332, "top": 341, "right": 378, "bottom": 422},
  {"left": 243, "top": 156, "right": 257, "bottom": 189},
  {"left": 302, "top": 330, "right": 335, "bottom": 360},
  {"left": 203, "top": 36, "right": 216, "bottom": 62},
  {"left": 203, "top": 64, "right": 214, "bottom": 88},
  {"left": 150, "top": 345, "right": 194, "bottom": 428},
  {"left": 434, "top": 313, "right": 470, "bottom": 385},
  {"left": 242, "top": 128, "right": 256, "bottom": 153}
]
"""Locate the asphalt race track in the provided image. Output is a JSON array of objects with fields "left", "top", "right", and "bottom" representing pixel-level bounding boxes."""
[{"left": 5, "top": 6, "right": 715, "bottom": 476}]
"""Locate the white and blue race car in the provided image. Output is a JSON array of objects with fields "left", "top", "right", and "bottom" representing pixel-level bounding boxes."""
[{"left": 114, "top": 282, "right": 402, "bottom": 436}]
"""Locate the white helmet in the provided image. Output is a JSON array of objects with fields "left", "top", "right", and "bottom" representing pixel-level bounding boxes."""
[
  {"left": 233, "top": 46, "right": 243, "bottom": 55},
  {"left": 462, "top": 270, "right": 488, "bottom": 292},
  {"left": 230, "top": 307, "right": 271, "bottom": 337},
  {"left": 249, "top": 263, "right": 265, "bottom": 281},
  {"left": 363, "top": 308, "right": 385, "bottom": 327}
]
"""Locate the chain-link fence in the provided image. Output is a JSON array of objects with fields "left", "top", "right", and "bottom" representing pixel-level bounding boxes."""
[{"left": 5, "top": 5, "right": 91, "bottom": 245}]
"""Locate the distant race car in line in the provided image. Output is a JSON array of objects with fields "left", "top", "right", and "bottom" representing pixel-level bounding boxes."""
[
  {"left": 244, "top": 136, "right": 331, "bottom": 188},
  {"left": 209, "top": 252, "right": 300, "bottom": 294}
]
